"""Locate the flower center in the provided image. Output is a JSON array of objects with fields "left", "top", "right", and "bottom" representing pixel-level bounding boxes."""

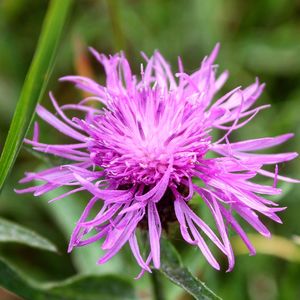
[{"left": 84, "top": 89, "right": 211, "bottom": 186}]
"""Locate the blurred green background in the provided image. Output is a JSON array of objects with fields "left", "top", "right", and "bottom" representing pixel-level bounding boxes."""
[{"left": 0, "top": 0, "right": 299, "bottom": 299}]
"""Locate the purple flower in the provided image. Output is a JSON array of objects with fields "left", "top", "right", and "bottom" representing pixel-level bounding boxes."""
[{"left": 17, "top": 44, "right": 298, "bottom": 275}]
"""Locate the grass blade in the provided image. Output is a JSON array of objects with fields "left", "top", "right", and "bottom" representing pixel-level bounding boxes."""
[{"left": 0, "top": 0, "right": 73, "bottom": 192}]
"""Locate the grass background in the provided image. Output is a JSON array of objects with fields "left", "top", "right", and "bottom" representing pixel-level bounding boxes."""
[{"left": 0, "top": 0, "right": 299, "bottom": 299}]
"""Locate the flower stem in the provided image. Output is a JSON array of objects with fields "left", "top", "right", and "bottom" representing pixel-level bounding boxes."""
[{"left": 151, "top": 269, "right": 165, "bottom": 300}]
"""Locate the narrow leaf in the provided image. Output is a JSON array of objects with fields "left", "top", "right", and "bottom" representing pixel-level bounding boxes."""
[
  {"left": 0, "top": 0, "right": 73, "bottom": 191},
  {"left": 0, "top": 217, "right": 57, "bottom": 253},
  {"left": 0, "top": 257, "right": 137, "bottom": 300},
  {"left": 159, "top": 239, "right": 222, "bottom": 300}
]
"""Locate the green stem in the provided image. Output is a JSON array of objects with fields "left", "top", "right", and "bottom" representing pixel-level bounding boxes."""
[{"left": 151, "top": 269, "right": 166, "bottom": 300}]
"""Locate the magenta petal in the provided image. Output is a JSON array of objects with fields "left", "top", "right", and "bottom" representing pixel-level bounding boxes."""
[
  {"left": 210, "top": 197, "right": 235, "bottom": 272},
  {"left": 214, "top": 134, "right": 294, "bottom": 152},
  {"left": 73, "top": 174, "right": 131, "bottom": 200},
  {"left": 185, "top": 213, "right": 220, "bottom": 270},
  {"left": 148, "top": 202, "right": 161, "bottom": 269},
  {"left": 174, "top": 198, "right": 197, "bottom": 245},
  {"left": 98, "top": 212, "right": 143, "bottom": 264},
  {"left": 235, "top": 205, "right": 271, "bottom": 238},
  {"left": 129, "top": 233, "right": 151, "bottom": 272},
  {"left": 36, "top": 105, "right": 87, "bottom": 142},
  {"left": 219, "top": 205, "right": 256, "bottom": 255},
  {"left": 135, "top": 160, "right": 172, "bottom": 202}
]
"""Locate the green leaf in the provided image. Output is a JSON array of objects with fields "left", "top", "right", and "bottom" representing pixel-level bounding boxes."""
[
  {"left": 0, "top": 217, "right": 57, "bottom": 253},
  {"left": 0, "top": 0, "right": 73, "bottom": 192},
  {"left": 0, "top": 257, "right": 137, "bottom": 300},
  {"left": 159, "top": 239, "right": 222, "bottom": 300}
]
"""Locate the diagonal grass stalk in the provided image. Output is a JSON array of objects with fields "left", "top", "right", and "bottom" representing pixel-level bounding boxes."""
[{"left": 0, "top": 0, "right": 73, "bottom": 192}]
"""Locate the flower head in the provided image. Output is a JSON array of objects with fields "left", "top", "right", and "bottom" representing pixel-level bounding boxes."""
[{"left": 17, "top": 44, "right": 298, "bottom": 275}]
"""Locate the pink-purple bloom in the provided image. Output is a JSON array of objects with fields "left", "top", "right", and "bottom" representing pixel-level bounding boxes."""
[{"left": 17, "top": 44, "right": 298, "bottom": 275}]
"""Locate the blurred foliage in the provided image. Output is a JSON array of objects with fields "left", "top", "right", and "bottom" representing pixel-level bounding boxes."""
[
  {"left": 0, "top": 0, "right": 300, "bottom": 299},
  {"left": 0, "top": 257, "right": 137, "bottom": 300}
]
